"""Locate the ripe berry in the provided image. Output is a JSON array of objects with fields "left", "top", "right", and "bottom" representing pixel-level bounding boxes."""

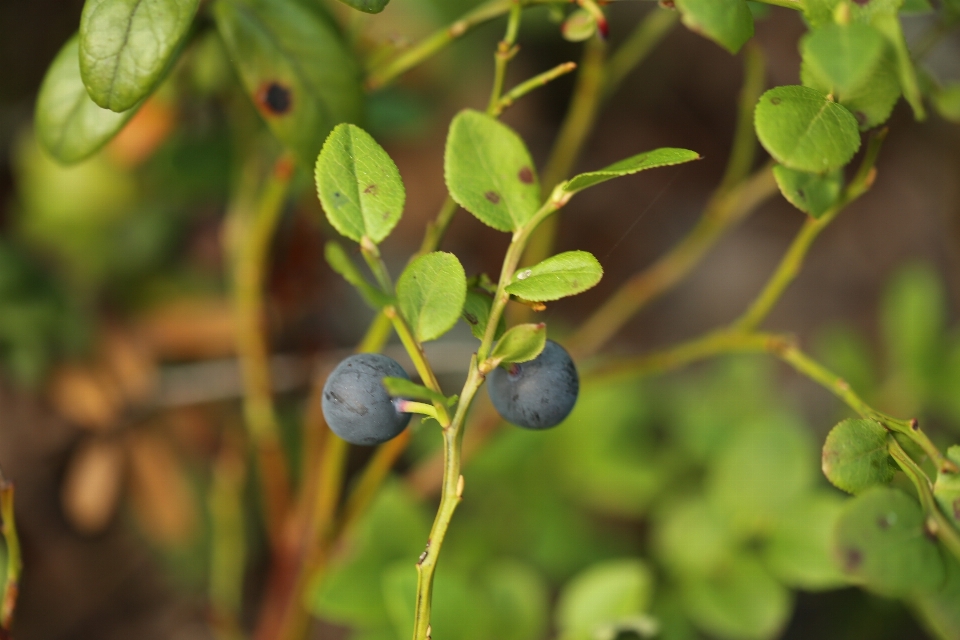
[
  {"left": 487, "top": 339, "right": 579, "bottom": 430},
  {"left": 322, "top": 353, "right": 412, "bottom": 445}
]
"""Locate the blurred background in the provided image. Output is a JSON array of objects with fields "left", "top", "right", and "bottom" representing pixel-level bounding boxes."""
[{"left": 1, "top": 0, "right": 960, "bottom": 638}]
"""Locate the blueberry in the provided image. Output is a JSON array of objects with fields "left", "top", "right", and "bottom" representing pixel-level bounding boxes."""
[
  {"left": 487, "top": 339, "right": 579, "bottom": 430},
  {"left": 322, "top": 353, "right": 412, "bottom": 445}
]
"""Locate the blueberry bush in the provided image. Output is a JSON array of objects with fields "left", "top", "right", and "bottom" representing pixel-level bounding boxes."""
[{"left": 2, "top": 0, "right": 960, "bottom": 638}]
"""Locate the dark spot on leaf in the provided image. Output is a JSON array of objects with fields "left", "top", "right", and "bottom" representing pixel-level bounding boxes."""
[
  {"left": 364, "top": 184, "right": 378, "bottom": 195},
  {"left": 485, "top": 191, "right": 501, "bottom": 204},
  {"left": 464, "top": 312, "right": 478, "bottom": 325},
  {"left": 518, "top": 167, "right": 534, "bottom": 184},
  {"left": 571, "top": 279, "right": 579, "bottom": 287},
  {"left": 855, "top": 111, "right": 868, "bottom": 126},
  {"left": 843, "top": 547, "right": 863, "bottom": 571},
  {"left": 852, "top": 0, "right": 869, "bottom": 5},
  {"left": 770, "top": 97, "right": 782, "bottom": 106},
  {"left": 796, "top": 189, "right": 806, "bottom": 200},
  {"left": 877, "top": 514, "right": 892, "bottom": 530},
  {"left": 257, "top": 82, "right": 292, "bottom": 115},
  {"left": 658, "top": 0, "right": 675, "bottom": 8}
]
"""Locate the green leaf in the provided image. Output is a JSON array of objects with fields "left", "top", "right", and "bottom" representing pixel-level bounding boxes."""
[
  {"left": 396, "top": 251, "right": 466, "bottom": 343},
  {"left": 309, "top": 482, "right": 430, "bottom": 627},
  {"left": 655, "top": 498, "right": 734, "bottom": 576},
  {"left": 800, "top": 23, "right": 885, "bottom": 98},
  {"left": 563, "top": 148, "right": 701, "bottom": 195},
  {"left": 707, "top": 417, "right": 816, "bottom": 535},
  {"left": 79, "top": 0, "right": 200, "bottom": 112},
  {"left": 881, "top": 262, "right": 945, "bottom": 398},
  {"left": 675, "top": 0, "right": 754, "bottom": 54},
  {"left": 505, "top": 251, "right": 602, "bottom": 302},
  {"left": 315, "top": 124, "right": 405, "bottom": 244},
  {"left": 324, "top": 241, "right": 391, "bottom": 308},
  {"left": 485, "top": 561, "right": 550, "bottom": 640},
  {"left": 461, "top": 290, "right": 505, "bottom": 341},
  {"left": 833, "top": 486, "right": 945, "bottom": 597},
  {"left": 871, "top": 12, "right": 925, "bottom": 120},
  {"left": 754, "top": 85, "right": 861, "bottom": 173},
  {"left": 934, "top": 446, "right": 960, "bottom": 529},
  {"left": 561, "top": 9, "right": 597, "bottom": 42},
  {"left": 681, "top": 555, "right": 792, "bottom": 640},
  {"left": 762, "top": 492, "right": 848, "bottom": 590},
  {"left": 900, "top": 0, "right": 933, "bottom": 13},
  {"left": 822, "top": 419, "right": 895, "bottom": 494},
  {"left": 772, "top": 165, "right": 842, "bottom": 218},
  {"left": 34, "top": 35, "right": 139, "bottom": 164},
  {"left": 381, "top": 376, "right": 450, "bottom": 406},
  {"left": 930, "top": 82, "right": 960, "bottom": 122},
  {"left": 556, "top": 558, "right": 655, "bottom": 640},
  {"left": 444, "top": 110, "right": 541, "bottom": 232},
  {"left": 334, "top": 0, "right": 389, "bottom": 14},
  {"left": 488, "top": 323, "right": 547, "bottom": 369},
  {"left": 803, "top": 43, "right": 901, "bottom": 130},
  {"left": 912, "top": 554, "right": 960, "bottom": 640},
  {"left": 382, "top": 562, "right": 492, "bottom": 640},
  {"left": 213, "top": 0, "right": 363, "bottom": 167}
]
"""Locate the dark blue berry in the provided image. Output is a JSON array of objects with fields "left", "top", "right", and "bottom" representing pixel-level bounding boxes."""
[
  {"left": 322, "top": 353, "right": 412, "bottom": 445},
  {"left": 487, "top": 339, "right": 579, "bottom": 430}
]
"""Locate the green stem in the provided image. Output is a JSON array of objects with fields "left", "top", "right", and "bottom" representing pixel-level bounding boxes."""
[
  {"left": 602, "top": 8, "right": 679, "bottom": 100},
  {"left": 229, "top": 154, "right": 295, "bottom": 547},
  {"left": 492, "top": 62, "right": 579, "bottom": 116},
  {"left": 366, "top": 0, "right": 567, "bottom": 90},
  {"left": 487, "top": 2, "right": 522, "bottom": 113},
  {"left": 568, "top": 165, "right": 776, "bottom": 358},
  {"left": 733, "top": 130, "right": 886, "bottom": 333},
  {"left": 385, "top": 306, "right": 451, "bottom": 426},
  {"left": 0, "top": 476, "right": 20, "bottom": 634},
  {"left": 412, "top": 361, "right": 482, "bottom": 640},
  {"left": 523, "top": 36, "right": 606, "bottom": 268},
  {"left": 360, "top": 237, "right": 395, "bottom": 294},
  {"left": 888, "top": 438, "right": 960, "bottom": 562},
  {"left": 718, "top": 43, "right": 765, "bottom": 194},
  {"left": 752, "top": 0, "right": 803, "bottom": 9}
]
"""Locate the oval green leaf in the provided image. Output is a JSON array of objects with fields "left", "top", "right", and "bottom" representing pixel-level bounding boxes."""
[
  {"left": 681, "top": 555, "right": 792, "bottom": 640},
  {"left": 324, "top": 241, "right": 391, "bottom": 308},
  {"left": 334, "top": 0, "right": 389, "bottom": 14},
  {"left": 444, "top": 110, "right": 540, "bottom": 232},
  {"left": 396, "top": 251, "right": 466, "bottom": 343},
  {"left": 800, "top": 23, "right": 885, "bottom": 99},
  {"left": 489, "top": 323, "right": 546, "bottom": 369},
  {"left": 871, "top": 12, "right": 925, "bottom": 121},
  {"left": 773, "top": 165, "right": 843, "bottom": 218},
  {"left": 213, "top": 0, "right": 363, "bottom": 167},
  {"left": 561, "top": 9, "right": 597, "bottom": 43},
  {"left": 762, "top": 492, "right": 847, "bottom": 591},
  {"left": 506, "top": 251, "right": 602, "bottom": 302},
  {"left": 822, "top": 419, "right": 895, "bottom": 495},
  {"left": 934, "top": 446, "right": 960, "bottom": 529},
  {"left": 834, "top": 486, "right": 945, "bottom": 597},
  {"left": 802, "top": 44, "right": 900, "bottom": 131},
  {"left": 675, "top": 0, "right": 754, "bottom": 54},
  {"left": 754, "top": 85, "right": 861, "bottom": 173},
  {"left": 79, "top": 0, "right": 200, "bottom": 112},
  {"left": 556, "top": 558, "right": 654, "bottom": 640},
  {"left": 316, "top": 124, "right": 405, "bottom": 244},
  {"left": 562, "top": 148, "right": 701, "bottom": 195},
  {"left": 34, "top": 35, "right": 139, "bottom": 164},
  {"left": 461, "top": 290, "right": 505, "bottom": 341},
  {"left": 382, "top": 377, "right": 449, "bottom": 406}
]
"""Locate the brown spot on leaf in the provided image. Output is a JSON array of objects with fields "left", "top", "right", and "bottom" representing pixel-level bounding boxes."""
[
  {"left": 518, "top": 167, "right": 534, "bottom": 184},
  {"left": 855, "top": 111, "right": 868, "bottom": 126},
  {"left": 256, "top": 82, "right": 293, "bottom": 115},
  {"left": 658, "top": 0, "right": 675, "bottom": 8},
  {"left": 877, "top": 514, "right": 892, "bottom": 530},
  {"left": 364, "top": 184, "right": 378, "bottom": 195},
  {"left": 485, "top": 191, "right": 501, "bottom": 204},
  {"left": 843, "top": 547, "right": 863, "bottom": 571},
  {"left": 770, "top": 97, "right": 782, "bottom": 106},
  {"left": 464, "top": 312, "right": 478, "bottom": 325},
  {"left": 796, "top": 189, "right": 806, "bottom": 200}
]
